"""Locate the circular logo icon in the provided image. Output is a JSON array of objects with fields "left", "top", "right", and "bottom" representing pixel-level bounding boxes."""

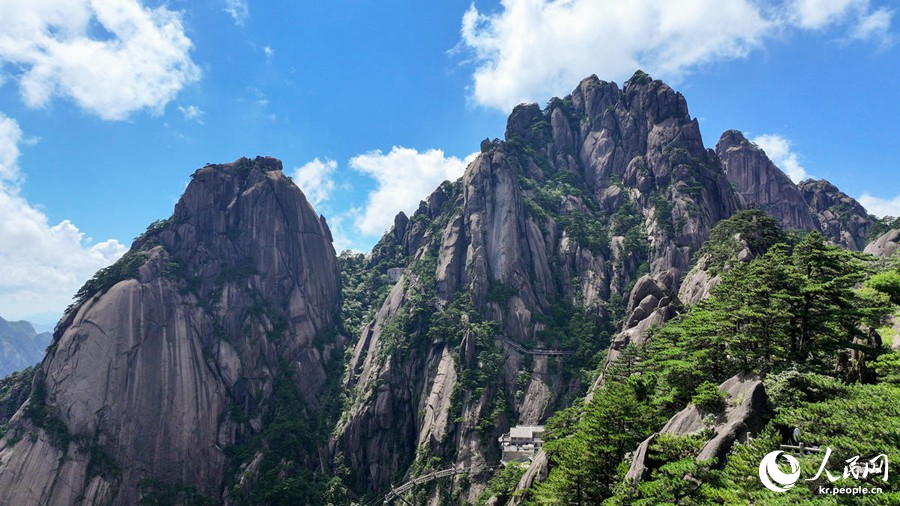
[{"left": 759, "top": 451, "right": 801, "bottom": 492}]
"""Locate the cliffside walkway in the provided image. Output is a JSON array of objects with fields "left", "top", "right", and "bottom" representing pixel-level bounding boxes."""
[
  {"left": 378, "top": 467, "right": 460, "bottom": 505},
  {"left": 497, "top": 334, "right": 573, "bottom": 356}
]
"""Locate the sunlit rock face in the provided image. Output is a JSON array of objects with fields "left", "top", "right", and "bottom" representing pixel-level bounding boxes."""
[
  {"left": 0, "top": 157, "right": 341, "bottom": 505},
  {"left": 715, "top": 129, "right": 818, "bottom": 231},
  {"left": 334, "top": 72, "right": 744, "bottom": 501}
]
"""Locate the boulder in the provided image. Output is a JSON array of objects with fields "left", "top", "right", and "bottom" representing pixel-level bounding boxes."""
[{"left": 625, "top": 373, "right": 767, "bottom": 484}]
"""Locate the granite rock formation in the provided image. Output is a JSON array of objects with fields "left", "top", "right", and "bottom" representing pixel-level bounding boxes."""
[
  {"left": 334, "top": 71, "right": 741, "bottom": 502},
  {"left": 799, "top": 179, "right": 873, "bottom": 251},
  {"left": 715, "top": 130, "right": 818, "bottom": 231},
  {"left": 865, "top": 228, "right": 900, "bottom": 259},
  {"left": 625, "top": 373, "right": 767, "bottom": 484},
  {"left": 0, "top": 157, "right": 341, "bottom": 505}
]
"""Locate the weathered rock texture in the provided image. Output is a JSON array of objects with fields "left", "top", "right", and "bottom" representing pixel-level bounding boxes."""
[
  {"left": 334, "top": 72, "right": 741, "bottom": 501},
  {"left": 716, "top": 130, "right": 818, "bottom": 231},
  {"left": 864, "top": 229, "right": 900, "bottom": 259},
  {"left": 625, "top": 373, "right": 767, "bottom": 484},
  {"left": 604, "top": 273, "right": 677, "bottom": 367},
  {"left": 799, "top": 179, "right": 873, "bottom": 251},
  {"left": 0, "top": 157, "right": 341, "bottom": 505}
]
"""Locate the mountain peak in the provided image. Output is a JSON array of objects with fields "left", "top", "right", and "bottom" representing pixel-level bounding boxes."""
[
  {"left": 626, "top": 69, "right": 653, "bottom": 85},
  {"left": 799, "top": 178, "right": 873, "bottom": 250},
  {"left": 205, "top": 155, "right": 283, "bottom": 173},
  {"left": 715, "top": 128, "right": 819, "bottom": 231},
  {"left": 0, "top": 156, "right": 342, "bottom": 505}
]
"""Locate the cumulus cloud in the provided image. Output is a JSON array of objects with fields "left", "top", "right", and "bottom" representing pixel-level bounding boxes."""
[
  {"left": 291, "top": 157, "right": 337, "bottom": 208},
  {"left": 751, "top": 133, "right": 810, "bottom": 183},
  {"left": 458, "top": 0, "right": 893, "bottom": 111},
  {"left": 0, "top": 0, "right": 200, "bottom": 120},
  {"left": 0, "top": 115, "right": 21, "bottom": 182},
  {"left": 350, "top": 147, "right": 477, "bottom": 236},
  {"left": 0, "top": 113, "right": 126, "bottom": 320},
  {"left": 458, "top": 0, "right": 771, "bottom": 110},
  {"left": 224, "top": 0, "right": 249, "bottom": 26},
  {"left": 858, "top": 193, "right": 900, "bottom": 217}
]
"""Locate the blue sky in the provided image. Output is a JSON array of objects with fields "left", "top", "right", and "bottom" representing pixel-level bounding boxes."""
[{"left": 0, "top": 0, "right": 898, "bottom": 324}]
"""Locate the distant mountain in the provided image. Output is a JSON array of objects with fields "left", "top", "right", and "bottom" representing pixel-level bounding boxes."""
[{"left": 0, "top": 316, "right": 51, "bottom": 378}]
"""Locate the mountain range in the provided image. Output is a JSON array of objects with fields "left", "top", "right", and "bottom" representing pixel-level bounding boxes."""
[{"left": 0, "top": 71, "right": 898, "bottom": 505}]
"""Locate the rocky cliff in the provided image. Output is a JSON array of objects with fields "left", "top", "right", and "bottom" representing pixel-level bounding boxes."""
[
  {"left": 333, "top": 71, "right": 741, "bottom": 502},
  {"left": 625, "top": 373, "right": 767, "bottom": 483},
  {"left": 715, "top": 130, "right": 818, "bottom": 231},
  {"left": 0, "top": 157, "right": 342, "bottom": 505},
  {"left": 799, "top": 179, "right": 873, "bottom": 251},
  {"left": 0, "top": 72, "right": 885, "bottom": 505},
  {"left": 713, "top": 130, "right": 876, "bottom": 253}
]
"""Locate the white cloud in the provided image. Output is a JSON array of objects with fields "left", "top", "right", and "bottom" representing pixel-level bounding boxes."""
[
  {"left": 224, "top": 0, "right": 249, "bottom": 26},
  {"left": 0, "top": 114, "right": 22, "bottom": 182},
  {"left": 458, "top": 0, "right": 771, "bottom": 111},
  {"left": 0, "top": 0, "right": 200, "bottom": 121},
  {"left": 0, "top": 113, "right": 126, "bottom": 320},
  {"left": 177, "top": 105, "right": 204, "bottom": 123},
  {"left": 291, "top": 157, "right": 337, "bottom": 208},
  {"left": 263, "top": 46, "right": 275, "bottom": 59},
  {"left": 350, "top": 147, "right": 477, "bottom": 236},
  {"left": 791, "top": 0, "right": 861, "bottom": 29},
  {"left": 851, "top": 7, "right": 893, "bottom": 42},
  {"left": 327, "top": 209, "right": 363, "bottom": 253},
  {"left": 457, "top": 0, "right": 893, "bottom": 111},
  {"left": 791, "top": 0, "right": 893, "bottom": 43},
  {"left": 751, "top": 133, "right": 810, "bottom": 183},
  {"left": 858, "top": 193, "right": 900, "bottom": 218}
]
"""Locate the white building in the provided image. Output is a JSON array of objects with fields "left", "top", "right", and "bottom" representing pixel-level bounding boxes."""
[
  {"left": 387, "top": 267, "right": 405, "bottom": 283},
  {"left": 499, "top": 425, "right": 545, "bottom": 464}
]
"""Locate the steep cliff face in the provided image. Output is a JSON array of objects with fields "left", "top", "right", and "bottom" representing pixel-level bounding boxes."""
[
  {"left": 334, "top": 72, "right": 741, "bottom": 501},
  {"left": 0, "top": 157, "right": 341, "bottom": 505},
  {"left": 715, "top": 130, "right": 818, "bottom": 231},
  {"left": 799, "top": 179, "right": 873, "bottom": 250}
]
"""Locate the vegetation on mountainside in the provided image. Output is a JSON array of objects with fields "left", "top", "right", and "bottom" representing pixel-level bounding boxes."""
[
  {"left": 522, "top": 217, "right": 900, "bottom": 505},
  {"left": 476, "top": 461, "right": 528, "bottom": 506},
  {"left": 692, "top": 209, "right": 785, "bottom": 275},
  {"left": 223, "top": 356, "right": 351, "bottom": 505},
  {"left": 338, "top": 221, "right": 410, "bottom": 340},
  {"left": 867, "top": 215, "right": 900, "bottom": 243}
]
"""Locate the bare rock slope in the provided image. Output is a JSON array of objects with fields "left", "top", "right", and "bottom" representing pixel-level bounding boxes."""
[
  {"left": 715, "top": 130, "right": 817, "bottom": 231},
  {"left": 0, "top": 157, "right": 341, "bottom": 505},
  {"left": 865, "top": 228, "right": 900, "bottom": 259},
  {"left": 799, "top": 179, "right": 873, "bottom": 251}
]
